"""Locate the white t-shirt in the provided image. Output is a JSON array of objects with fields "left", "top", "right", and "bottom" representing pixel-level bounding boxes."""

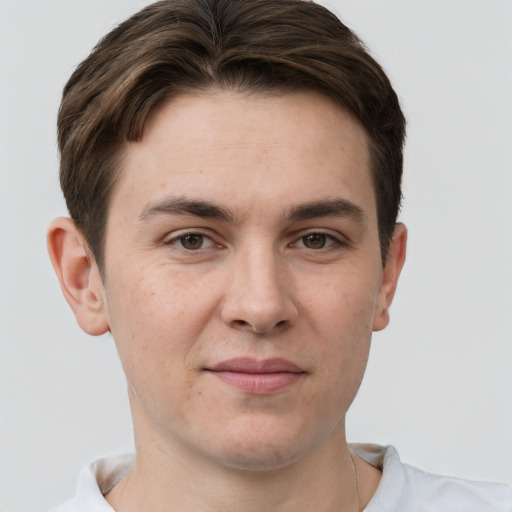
[{"left": 51, "top": 444, "right": 512, "bottom": 511}]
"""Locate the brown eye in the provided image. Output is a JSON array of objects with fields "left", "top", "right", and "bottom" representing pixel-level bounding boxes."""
[
  {"left": 180, "top": 234, "right": 204, "bottom": 250},
  {"left": 302, "top": 233, "right": 327, "bottom": 249}
]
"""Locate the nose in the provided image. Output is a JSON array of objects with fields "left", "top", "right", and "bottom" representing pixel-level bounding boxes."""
[{"left": 220, "top": 245, "right": 298, "bottom": 334}]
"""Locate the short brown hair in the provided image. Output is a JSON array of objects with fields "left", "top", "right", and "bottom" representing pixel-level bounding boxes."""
[{"left": 58, "top": 0, "right": 405, "bottom": 269}]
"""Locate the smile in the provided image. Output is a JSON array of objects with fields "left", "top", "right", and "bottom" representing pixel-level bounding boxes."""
[{"left": 205, "top": 358, "right": 306, "bottom": 394}]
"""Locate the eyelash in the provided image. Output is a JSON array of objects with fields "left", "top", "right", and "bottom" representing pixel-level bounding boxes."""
[
  {"left": 290, "top": 232, "right": 343, "bottom": 251},
  {"left": 163, "top": 230, "right": 345, "bottom": 252},
  {"left": 164, "top": 231, "right": 217, "bottom": 251}
]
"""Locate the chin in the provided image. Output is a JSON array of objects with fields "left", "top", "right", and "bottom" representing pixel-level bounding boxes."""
[
  {"left": 205, "top": 419, "right": 326, "bottom": 472},
  {"left": 216, "top": 443, "right": 305, "bottom": 472}
]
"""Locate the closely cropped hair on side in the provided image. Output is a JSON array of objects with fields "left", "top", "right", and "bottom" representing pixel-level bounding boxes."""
[{"left": 58, "top": 0, "right": 406, "bottom": 270}]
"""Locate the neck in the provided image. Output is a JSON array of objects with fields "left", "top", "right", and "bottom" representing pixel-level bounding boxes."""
[{"left": 106, "top": 423, "right": 362, "bottom": 512}]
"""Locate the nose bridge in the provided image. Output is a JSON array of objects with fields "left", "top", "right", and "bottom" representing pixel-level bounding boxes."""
[{"left": 221, "top": 239, "right": 297, "bottom": 333}]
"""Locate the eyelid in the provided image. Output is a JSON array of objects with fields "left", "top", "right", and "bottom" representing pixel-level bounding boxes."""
[
  {"left": 290, "top": 228, "right": 347, "bottom": 247},
  {"left": 161, "top": 227, "right": 348, "bottom": 251},
  {"left": 163, "top": 229, "right": 219, "bottom": 249},
  {"left": 292, "top": 235, "right": 339, "bottom": 250}
]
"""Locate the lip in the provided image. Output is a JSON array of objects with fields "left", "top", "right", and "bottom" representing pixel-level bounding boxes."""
[
  {"left": 206, "top": 358, "right": 305, "bottom": 394},
  {"left": 210, "top": 357, "right": 303, "bottom": 374}
]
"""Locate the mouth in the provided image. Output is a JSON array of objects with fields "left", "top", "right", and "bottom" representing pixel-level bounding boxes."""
[{"left": 205, "top": 358, "right": 306, "bottom": 394}]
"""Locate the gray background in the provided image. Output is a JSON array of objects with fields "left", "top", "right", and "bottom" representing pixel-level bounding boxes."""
[{"left": 1, "top": 1, "right": 511, "bottom": 510}]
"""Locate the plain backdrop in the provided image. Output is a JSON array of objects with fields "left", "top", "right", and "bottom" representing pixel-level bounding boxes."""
[{"left": 1, "top": 1, "right": 511, "bottom": 510}]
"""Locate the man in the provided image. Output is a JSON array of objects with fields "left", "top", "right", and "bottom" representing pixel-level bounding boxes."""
[{"left": 47, "top": 0, "right": 512, "bottom": 510}]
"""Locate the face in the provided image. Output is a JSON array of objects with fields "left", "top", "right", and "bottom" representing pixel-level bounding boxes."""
[{"left": 97, "top": 89, "right": 398, "bottom": 470}]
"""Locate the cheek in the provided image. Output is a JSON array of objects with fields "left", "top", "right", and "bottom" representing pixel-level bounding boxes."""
[
  {"left": 103, "top": 266, "right": 217, "bottom": 425},
  {"left": 304, "top": 268, "right": 380, "bottom": 389},
  {"left": 306, "top": 265, "right": 380, "bottom": 336},
  {"left": 107, "top": 261, "right": 215, "bottom": 332},
  {"left": 103, "top": 263, "right": 221, "bottom": 381}
]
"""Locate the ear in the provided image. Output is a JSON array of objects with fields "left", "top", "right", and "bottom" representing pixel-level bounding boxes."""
[
  {"left": 373, "top": 223, "right": 407, "bottom": 332},
  {"left": 47, "top": 217, "right": 109, "bottom": 336}
]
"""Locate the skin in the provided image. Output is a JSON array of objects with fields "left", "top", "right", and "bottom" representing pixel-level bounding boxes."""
[{"left": 48, "top": 89, "right": 406, "bottom": 511}]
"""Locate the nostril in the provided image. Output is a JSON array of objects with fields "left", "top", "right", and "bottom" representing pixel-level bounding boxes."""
[
  {"left": 233, "top": 319, "right": 249, "bottom": 328},
  {"left": 230, "top": 318, "right": 288, "bottom": 332}
]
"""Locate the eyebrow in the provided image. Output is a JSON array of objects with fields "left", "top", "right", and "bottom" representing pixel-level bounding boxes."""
[
  {"left": 286, "top": 199, "right": 367, "bottom": 224},
  {"left": 139, "top": 197, "right": 235, "bottom": 223},
  {"left": 138, "top": 196, "right": 367, "bottom": 224}
]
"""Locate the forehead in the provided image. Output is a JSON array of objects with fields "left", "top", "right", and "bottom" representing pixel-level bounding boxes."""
[{"left": 111, "top": 89, "right": 375, "bottom": 223}]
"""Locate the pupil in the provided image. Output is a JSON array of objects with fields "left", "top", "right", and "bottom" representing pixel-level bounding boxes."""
[
  {"left": 304, "top": 233, "right": 326, "bottom": 249},
  {"left": 182, "top": 234, "right": 203, "bottom": 250}
]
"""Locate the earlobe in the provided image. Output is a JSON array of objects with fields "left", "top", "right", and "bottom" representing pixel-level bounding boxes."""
[
  {"left": 47, "top": 217, "right": 109, "bottom": 336},
  {"left": 373, "top": 223, "right": 407, "bottom": 332}
]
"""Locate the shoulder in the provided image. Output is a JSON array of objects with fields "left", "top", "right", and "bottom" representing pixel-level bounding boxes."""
[
  {"left": 351, "top": 444, "right": 512, "bottom": 512},
  {"left": 402, "top": 461, "right": 512, "bottom": 511},
  {"left": 49, "top": 454, "right": 134, "bottom": 512}
]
